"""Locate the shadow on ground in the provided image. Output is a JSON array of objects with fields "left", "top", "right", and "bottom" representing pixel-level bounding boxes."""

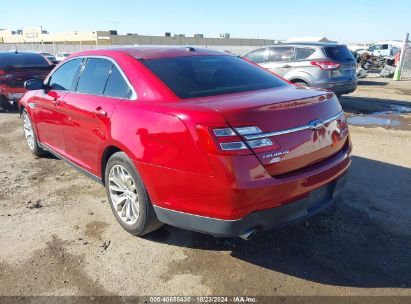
[
  {"left": 146, "top": 156, "right": 411, "bottom": 289},
  {"left": 340, "top": 96, "right": 411, "bottom": 115},
  {"left": 357, "top": 80, "right": 389, "bottom": 86}
]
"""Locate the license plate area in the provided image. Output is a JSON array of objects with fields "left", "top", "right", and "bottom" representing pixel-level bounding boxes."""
[
  {"left": 307, "top": 182, "right": 335, "bottom": 212},
  {"left": 8, "top": 93, "right": 24, "bottom": 100}
]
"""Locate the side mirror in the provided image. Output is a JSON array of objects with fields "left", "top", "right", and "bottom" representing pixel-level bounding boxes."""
[{"left": 24, "top": 79, "right": 45, "bottom": 90}]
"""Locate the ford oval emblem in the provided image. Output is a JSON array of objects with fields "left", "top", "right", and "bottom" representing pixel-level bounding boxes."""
[{"left": 308, "top": 119, "right": 325, "bottom": 130}]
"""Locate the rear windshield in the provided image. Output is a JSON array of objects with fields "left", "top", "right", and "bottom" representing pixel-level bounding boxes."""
[
  {"left": 142, "top": 55, "right": 287, "bottom": 99},
  {"left": 323, "top": 46, "right": 355, "bottom": 62},
  {"left": 0, "top": 52, "right": 51, "bottom": 69}
]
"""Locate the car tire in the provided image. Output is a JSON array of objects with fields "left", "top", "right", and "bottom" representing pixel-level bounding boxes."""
[
  {"left": 22, "top": 109, "right": 46, "bottom": 157},
  {"left": 105, "top": 152, "right": 163, "bottom": 236}
]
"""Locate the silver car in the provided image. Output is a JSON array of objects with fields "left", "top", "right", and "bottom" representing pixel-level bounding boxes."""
[{"left": 243, "top": 42, "right": 357, "bottom": 97}]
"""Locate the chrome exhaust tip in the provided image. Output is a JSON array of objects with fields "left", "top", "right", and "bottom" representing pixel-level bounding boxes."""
[{"left": 239, "top": 230, "right": 257, "bottom": 240}]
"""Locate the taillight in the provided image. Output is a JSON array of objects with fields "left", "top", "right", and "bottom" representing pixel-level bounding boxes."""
[
  {"left": 196, "top": 124, "right": 279, "bottom": 155},
  {"left": 0, "top": 69, "right": 13, "bottom": 80},
  {"left": 310, "top": 61, "right": 340, "bottom": 70}
]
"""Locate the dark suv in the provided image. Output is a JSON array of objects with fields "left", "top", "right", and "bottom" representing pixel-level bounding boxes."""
[
  {"left": 244, "top": 43, "right": 357, "bottom": 98},
  {"left": 0, "top": 51, "right": 53, "bottom": 111}
]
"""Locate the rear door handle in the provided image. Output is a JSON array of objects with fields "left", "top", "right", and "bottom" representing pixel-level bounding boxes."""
[
  {"left": 93, "top": 107, "right": 107, "bottom": 117},
  {"left": 52, "top": 99, "right": 61, "bottom": 106},
  {"left": 283, "top": 65, "right": 291, "bottom": 68}
]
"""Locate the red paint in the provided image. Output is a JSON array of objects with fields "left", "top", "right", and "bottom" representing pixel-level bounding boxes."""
[
  {"left": 20, "top": 48, "right": 351, "bottom": 221},
  {"left": 0, "top": 67, "right": 52, "bottom": 102}
]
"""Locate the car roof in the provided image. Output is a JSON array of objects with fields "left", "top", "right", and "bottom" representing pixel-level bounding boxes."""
[
  {"left": 72, "top": 46, "right": 231, "bottom": 60},
  {"left": 0, "top": 51, "right": 46, "bottom": 56},
  {"left": 269, "top": 42, "right": 345, "bottom": 47}
]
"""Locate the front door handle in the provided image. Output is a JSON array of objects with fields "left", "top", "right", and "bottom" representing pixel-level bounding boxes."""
[{"left": 93, "top": 107, "right": 107, "bottom": 117}]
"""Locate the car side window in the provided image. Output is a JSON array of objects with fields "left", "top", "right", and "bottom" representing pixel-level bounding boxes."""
[
  {"left": 268, "top": 47, "right": 293, "bottom": 62},
  {"left": 382, "top": 44, "right": 389, "bottom": 50},
  {"left": 244, "top": 48, "right": 268, "bottom": 63},
  {"left": 294, "top": 47, "right": 315, "bottom": 60},
  {"left": 76, "top": 58, "right": 112, "bottom": 95},
  {"left": 103, "top": 65, "right": 133, "bottom": 99},
  {"left": 48, "top": 59, "right": 83, "bottom": 91}
]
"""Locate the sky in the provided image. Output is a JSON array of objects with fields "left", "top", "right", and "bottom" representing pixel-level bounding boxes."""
[{"left": 1, "top": 0, "right": 410, "bottom": 43}]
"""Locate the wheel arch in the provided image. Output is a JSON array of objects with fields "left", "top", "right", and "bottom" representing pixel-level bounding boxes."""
[
  {"left": 289, "top": 78, "right": 309, "bottom": 85},
  {"left": 101, "top": 145, "right": 123, "bottom": 185}
]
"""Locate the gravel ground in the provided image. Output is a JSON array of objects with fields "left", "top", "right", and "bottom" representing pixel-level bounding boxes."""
[{"left": 0, "top": 78, "right": 410, "bottom": 297}]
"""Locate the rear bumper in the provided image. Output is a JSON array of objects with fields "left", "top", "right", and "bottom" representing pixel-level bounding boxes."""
[
  {"left": 154, "top": 173, "right": 347, "bottom": 237},
  {"left": 313, "top": 80, "right": 357, "bottom": 95}
]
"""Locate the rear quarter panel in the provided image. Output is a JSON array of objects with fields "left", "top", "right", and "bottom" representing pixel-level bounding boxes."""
[
  {"left": 103, "top": 101, "right": 223, "bottom": 177},
  {"left": 103, "top": 101, "right": 226, "bottom": 208}
]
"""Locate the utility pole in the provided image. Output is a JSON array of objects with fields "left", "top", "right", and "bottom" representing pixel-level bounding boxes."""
[{"left": 393, "top": 33, "right": 409, "bottom": 80}]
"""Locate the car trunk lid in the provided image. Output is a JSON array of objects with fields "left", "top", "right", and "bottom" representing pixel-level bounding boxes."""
[
  {"left": 190, "top": 86, "right": 349, "bottom": 176},
  {"left": 0, "top": 66, "right": 52, "bottom": 88}
]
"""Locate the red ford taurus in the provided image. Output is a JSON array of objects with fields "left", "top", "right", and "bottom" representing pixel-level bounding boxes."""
[{"left": 19, "top": 47, "right": 351, "bottom": 239}]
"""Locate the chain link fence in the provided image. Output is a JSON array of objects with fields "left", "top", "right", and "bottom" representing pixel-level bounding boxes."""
[{"left": 401, "top": 42, "right": 411, "bottom": 79}]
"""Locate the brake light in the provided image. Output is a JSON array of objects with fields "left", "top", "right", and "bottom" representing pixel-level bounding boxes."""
[
  {"left": 0, "top": 69, "right": 13, "bottom": 79},
  {"left": 196, "top": 124, "right": 278, "bottom": 155},
  {"left": 310, "top": 61, "right": 340, "bottom": 70}
]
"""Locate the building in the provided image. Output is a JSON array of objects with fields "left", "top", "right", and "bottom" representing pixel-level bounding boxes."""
[
  {"left": 0, "top": 26, "right": 112, "bottom": 45},
  {"left": 0, "top": 27, "right": 276, "bottom": 47}
]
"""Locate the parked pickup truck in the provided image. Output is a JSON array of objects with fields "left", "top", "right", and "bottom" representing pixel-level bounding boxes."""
[{"left": 359, "top": 43, "right": 400, "bottom": 57}]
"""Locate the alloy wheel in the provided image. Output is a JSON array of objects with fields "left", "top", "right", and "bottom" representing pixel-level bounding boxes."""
[
  {"left": 23, "top": 112, "right": 35, "bottom": 151},
  {"left": 108, "top": 165, "right": 140, "bottom": 225}
]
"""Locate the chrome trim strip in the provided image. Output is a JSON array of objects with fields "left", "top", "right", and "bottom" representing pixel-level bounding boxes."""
[
  {"left": 244, "top": 111, "right": 344, "bottom": 140},
  {"left": 153, "top": 205, "right": 242, "bottom": 222}
]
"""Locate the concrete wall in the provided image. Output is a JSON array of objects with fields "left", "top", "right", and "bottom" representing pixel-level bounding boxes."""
[
  {"left": 111, "top": 35, "right": 275, "bottom": 47},
  {"left": 0, "top": 43, "right": 260, "bottom": 56}
]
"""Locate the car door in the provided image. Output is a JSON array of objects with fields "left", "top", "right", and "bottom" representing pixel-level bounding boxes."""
[
  {"left": 34, "top": 58, "right": 83, "bottom": 155},
  {"left": 380, "top": 44, "right": 390, "bottom": 57},
  {"left": 371, "top": 44, "right": 382, "bottom": 56},
  {"left": 60, "top": 57, "right": 134, "bottom": 175},
  {"left": 261, "top": 46, "right": 294, "bottom": 77}
]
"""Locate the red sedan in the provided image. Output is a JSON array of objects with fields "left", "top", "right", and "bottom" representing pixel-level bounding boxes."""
[
  {"left": 0, "top": 51, "right": 54, "bottom": 111},
  {"left": 19, "top": 47, "right": 351, "bottom": 239}
]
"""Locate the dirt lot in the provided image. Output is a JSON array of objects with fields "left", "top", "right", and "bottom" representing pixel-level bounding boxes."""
[{"left": 0, "top": 78, "right": 410, "bottom": 297}]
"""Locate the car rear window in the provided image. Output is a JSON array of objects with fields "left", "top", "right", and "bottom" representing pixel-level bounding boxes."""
[
  {"left": 142, "top": 55, "right": 287, "bottom": 99},
  {"left": 0, "top": 52, "right": 51, "bottom": 69},
  {"left": 323, "top": 46, "right": 355, "bottom": 62}
]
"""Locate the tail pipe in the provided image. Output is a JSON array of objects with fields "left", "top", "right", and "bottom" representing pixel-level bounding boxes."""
[{"left": 238, "top": 229, "right": 258, "bottom": 240}]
